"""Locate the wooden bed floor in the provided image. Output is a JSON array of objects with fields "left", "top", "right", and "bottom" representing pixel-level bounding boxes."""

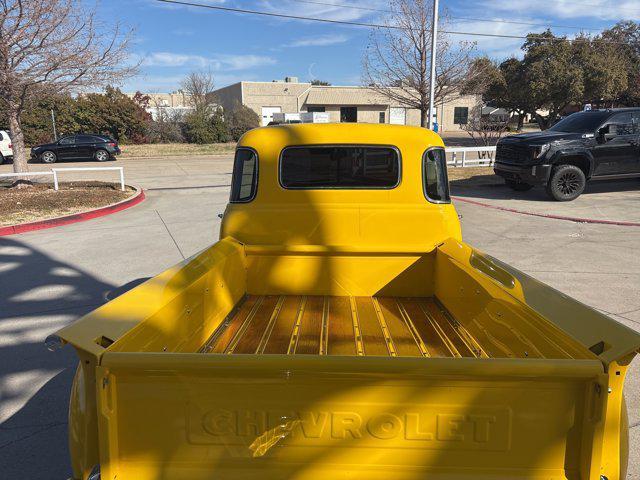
[{"left": 201, "top": 295, "right": 487, "bottom": 357}]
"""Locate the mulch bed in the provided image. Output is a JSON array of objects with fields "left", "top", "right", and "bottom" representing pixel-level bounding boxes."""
[{"left": 0, "top": 181, "right": 135, "bottom": 226}]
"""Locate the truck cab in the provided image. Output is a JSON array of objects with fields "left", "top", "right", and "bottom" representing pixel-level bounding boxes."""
[{"left": 55, "top": 123, "right": 639, "bottom": 480}]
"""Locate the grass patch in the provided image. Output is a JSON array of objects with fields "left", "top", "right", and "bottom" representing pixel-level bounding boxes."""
[
  {"left": 0, "top": 181, "right": 135, "bottom": 226},
  {"left": 119, "top": 143, "right": 236, "bottom": 158},
  {"left": 447, "top": 166, "right": 502, "bottom": 187}
]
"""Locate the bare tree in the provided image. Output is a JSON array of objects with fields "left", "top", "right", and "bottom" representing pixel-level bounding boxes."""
[
  {"left": 181, "top": 70, "right": 216, "bottom": 114},
  {"left": 462, "top": 106, "right": 510, "bottom": 154},
  {"left": 0, "top": 0, "right": 135, "bottom": 182},
  {"left": 362, "top": 0, "right": 476, "bottom": 127}
]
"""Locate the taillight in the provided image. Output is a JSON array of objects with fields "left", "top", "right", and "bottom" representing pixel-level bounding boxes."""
[
  {"left": 108, "top": 142, "right": 116, "bottom": 147},
  {"left": 8, "top": 143, "right": 12, "bottom": 149}
]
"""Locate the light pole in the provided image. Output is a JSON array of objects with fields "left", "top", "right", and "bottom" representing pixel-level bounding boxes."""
[
  {"left": 51, "top": 109, "right": 58, "bottom": 140},
  {"left": 427, "top": 0, "right": 439, "bottom": 130}
]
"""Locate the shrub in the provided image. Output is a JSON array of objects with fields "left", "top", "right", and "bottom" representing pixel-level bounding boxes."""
[{"left": 226, "top": 103, "right": 260, "bottom": 141}]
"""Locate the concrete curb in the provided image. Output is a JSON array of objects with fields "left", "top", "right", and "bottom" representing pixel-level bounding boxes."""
[
  {"left": 0, "top": 186, "right": 145, "bottom": 236},
  {"left": 452, "top": 196, "right": 640, "bottom": 227}
]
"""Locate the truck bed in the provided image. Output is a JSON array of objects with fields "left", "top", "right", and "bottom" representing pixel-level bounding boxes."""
[{"left": 202, "top": 295, "right": 553, "bottom": 359}]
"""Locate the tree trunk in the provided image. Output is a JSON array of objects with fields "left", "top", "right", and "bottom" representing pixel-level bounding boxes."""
[
  {"left": 420, "top": 107, "right": 428, "bottom": 128},
  {"left": 7, "top": 106, "right": 32, "bottom": 187},
  {"left": 517, "top": 112, "right": 524, "bottom": 131},
  {"left": 534, "top": 112, "right": 549, "bottom": 131}
]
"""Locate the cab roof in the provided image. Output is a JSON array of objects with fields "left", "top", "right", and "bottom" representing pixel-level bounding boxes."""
[{"left": 238, "top": 122, "right": 444, "bottom": 151}]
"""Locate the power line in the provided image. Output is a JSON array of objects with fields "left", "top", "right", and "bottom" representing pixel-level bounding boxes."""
[
  {"left": 153, "top": 0, "right": 633, "bottom": 45},
  {"left": 282, "top": 0, "right": 601, "bottom": 31}
]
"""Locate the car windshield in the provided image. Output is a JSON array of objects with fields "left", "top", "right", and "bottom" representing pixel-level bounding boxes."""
[{"left": 549, "top": 111, "right": 611, "bottom": 133}]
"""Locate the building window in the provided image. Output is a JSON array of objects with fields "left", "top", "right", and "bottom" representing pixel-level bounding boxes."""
[
  {"left": 280, "top": 146, "right": 400, "bottom": 189},
  {"left": 230, "top": 148, "right": 258, "bottom": 202},
  {"left": 453, "top": 107, "right": 469, "bottom": 125},
  {"left": 307, "top": 106, "right": 325, "bottom": 113},
  {"left": 340, "top": 106, "right": 357, "bottom": 123},
  {"left": 379, "top": 112, "right": 386, "bottom": 123}
]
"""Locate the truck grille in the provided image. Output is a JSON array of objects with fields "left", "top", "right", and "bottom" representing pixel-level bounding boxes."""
[{"left": 496, "top": 143, "right": 529, "bottom": 164}]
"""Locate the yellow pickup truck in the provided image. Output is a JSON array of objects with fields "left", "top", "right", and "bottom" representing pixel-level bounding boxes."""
[{"left": 53, "top": 124, "right": 639, "bottom": 480}]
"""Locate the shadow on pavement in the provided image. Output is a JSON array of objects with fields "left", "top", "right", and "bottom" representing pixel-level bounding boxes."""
[
  {"left": 0, "top": 237, "right": 140, "bottom": 479},
  {"left": 451, "top": 176, "right": 640, "bottom": 202}
]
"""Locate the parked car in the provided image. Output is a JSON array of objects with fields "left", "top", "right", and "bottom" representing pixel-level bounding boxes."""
[
  {"left": 494, "top": 108, "right": 640, "bottom": 201},
  {"left": 0, "top": 129, "right": 13, "bottom": 164},
  {"left": 30, "top": 134, "right": 120, "bottom": 163}
]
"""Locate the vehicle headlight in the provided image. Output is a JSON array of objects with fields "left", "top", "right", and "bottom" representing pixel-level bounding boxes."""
[{"left": 533, "top": 144, "right": 550, "bottom": 159}]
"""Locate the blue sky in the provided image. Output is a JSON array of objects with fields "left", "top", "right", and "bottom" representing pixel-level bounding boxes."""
[{"left": 102, "top": 0, "right": 640, "bottom": 93}]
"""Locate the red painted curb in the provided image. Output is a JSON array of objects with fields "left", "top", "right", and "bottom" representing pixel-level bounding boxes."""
[
  {"left": 452, "top": 196, "right": 640, "bottom": 227},
  {"left": 0, "top": 187, "right": 146, "bottom": 236}
]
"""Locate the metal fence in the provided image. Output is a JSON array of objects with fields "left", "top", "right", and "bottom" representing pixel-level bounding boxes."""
[
  {"left": 446, "top": 146, "right": 497, "bottom": 167},
  {"left": 0, "top": 166, "right": 126, "bottom": 191}
]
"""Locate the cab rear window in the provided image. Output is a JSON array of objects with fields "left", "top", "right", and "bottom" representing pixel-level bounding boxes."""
[
  {"left": 230, "top": 148, "right": 258, "bottom": 202},
  {"left": 280, "top": 146, "right": 400, "bottom": 189}
]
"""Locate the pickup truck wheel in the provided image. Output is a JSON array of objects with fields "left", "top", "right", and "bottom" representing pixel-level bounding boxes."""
[
  {"left": 546, "top": 164, "right": 585, "bottom": 201},
  {"left": 505, "top": 179, "right": 533, "bottom": 191},
  {"left": 40, "top": 150, "right": 57, "bottom": 163}
]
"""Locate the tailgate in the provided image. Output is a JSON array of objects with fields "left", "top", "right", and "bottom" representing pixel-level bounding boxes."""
[{"left": 97, "top": 354, "right": 606, "bottom": 480}]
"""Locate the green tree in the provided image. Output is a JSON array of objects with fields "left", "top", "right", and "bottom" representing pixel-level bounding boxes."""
[
  {"left": 210, "top": 108, "right": 230, "bottom": 143},
  {"left": 183, "top": 110, "right": 217, "bottom": 144},
  {"left": 310, "top": 79, "right": 331, "bottom": 86},
  {"left": 226, "top": 103, "right": 260, "bottom": 141},
  {"left": 573, "top": 35, "right": 628, "bottom": 107},
  {"left": 75, "top": 87, "right": 150, "bottom": 143},
  {"left": 465, "top": 57, "right": 535, "bottom": 131},
  {"left": 520, "top": 31, "right": 584, "bottom": 129},
  {"left": 18, "top": 94, "right": 79, "bottom": 145},
  {"left": 601, "top": 21, "right": 640, "bottom": 106}
]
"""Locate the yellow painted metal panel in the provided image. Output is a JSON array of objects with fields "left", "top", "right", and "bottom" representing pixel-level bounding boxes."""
[
  {"left": 435, "top": 238, "right": 640, "bottom": 367},
  {"left": 96, "top": 354, "right": 604, "bottom": 480}
]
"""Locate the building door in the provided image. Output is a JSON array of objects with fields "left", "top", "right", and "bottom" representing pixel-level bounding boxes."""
[
  {"left": 390, "top": 107, "right": 406, "bottom": 125},
  {"left": 340, "top": 106, "right": 357, "bottom": 123},
  {"left": 261, "top": 106, "right": 281, "bottom": 126}
]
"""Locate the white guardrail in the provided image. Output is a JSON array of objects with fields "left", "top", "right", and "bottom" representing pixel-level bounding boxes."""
[
  {"left": 0, "top": 166, "right": 125, "bottom": 191},
  {"left": 446, "top": 146, "right": 497, "bottom": 167}
]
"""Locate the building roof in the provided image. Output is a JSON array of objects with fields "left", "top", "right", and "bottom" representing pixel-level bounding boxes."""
[
  {"left": 482, "top": 106, "right": 508, "bottom": 116},
  {"left": 304, "top": 86, "right": 400, "bottom": 106}
]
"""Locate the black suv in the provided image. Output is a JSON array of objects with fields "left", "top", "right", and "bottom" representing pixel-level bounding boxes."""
[
  {"left": 30, "top": 134, "right": 121, "bottom": 163},
  {"left": 494, "top": 108, "right": 640, "bottom": 201}
]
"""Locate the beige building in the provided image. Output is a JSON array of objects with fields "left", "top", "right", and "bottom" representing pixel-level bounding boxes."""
[
  {"left": 212, "top": 77, "right": 481, "bottom": 132},
  {"left": 125, "top": 91, "right": 196, "bottom": 120}
]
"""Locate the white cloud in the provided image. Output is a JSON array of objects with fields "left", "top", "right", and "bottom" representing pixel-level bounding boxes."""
[
  {"left": 138, "top": 51, "right": 276, "bottom": 70},
  {"left": 479, "top": 0, "right": 640, "bottom": 21},
  {"left": 257, "top": 0, "right": 388, "bottom": 23},
  {"left": 284, "top": 34, "right": 349, "bottom": 48},
  {"left": 447, "top": 17, "right": 535, "bottom": 59},
  {"left": 122, "top": 72, "right": 260, "bottom": 92}
]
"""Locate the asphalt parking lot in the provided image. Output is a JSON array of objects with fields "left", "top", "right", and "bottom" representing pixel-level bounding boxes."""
[{"left": 1, "top": 155, "right": 639, "bottom": 479}]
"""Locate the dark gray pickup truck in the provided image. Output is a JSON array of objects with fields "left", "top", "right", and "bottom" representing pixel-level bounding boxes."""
[{"left": 494, "top": 108, "right": 640, "bottom": 201}]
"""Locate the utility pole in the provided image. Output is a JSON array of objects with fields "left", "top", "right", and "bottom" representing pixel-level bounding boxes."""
[
  {"left": 51, "top": 109, "right": 58, "bottom": 140},
  {"left": 427, "top": 0, "right": 439, "bottom": 130}
]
